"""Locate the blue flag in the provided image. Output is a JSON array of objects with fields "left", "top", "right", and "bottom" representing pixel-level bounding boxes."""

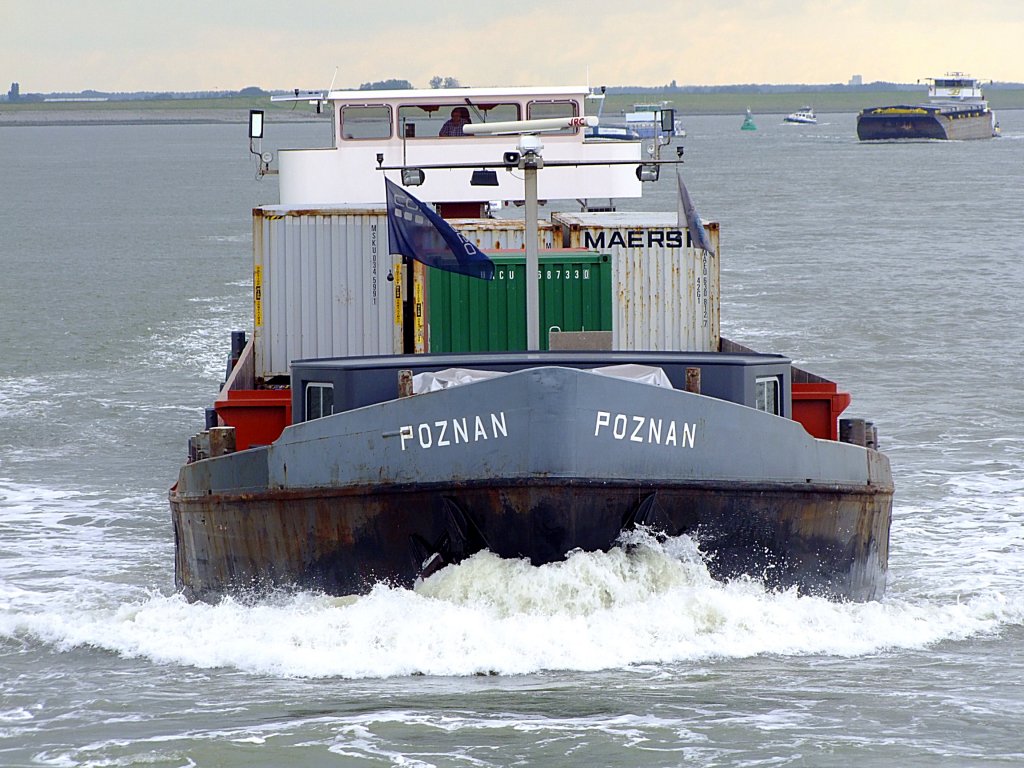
[
  {"left": 385, "top": 178, "right": 495, "bottom": 280},
  {"left": 676, "top": 166, "right": 716, "bottom": 255}
]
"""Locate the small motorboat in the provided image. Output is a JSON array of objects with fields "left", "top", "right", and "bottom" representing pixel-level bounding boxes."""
[{"left": 784, "top": 106, "right": 817, "bottom": 124}]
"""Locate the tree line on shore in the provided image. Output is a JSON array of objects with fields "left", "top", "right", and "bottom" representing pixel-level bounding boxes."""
[
  {"left": 7, "top": 78, "right": 1024, "bottom": 115},
  {"left": 10, "top": 75, "right": 1024, "bottom": 104}
]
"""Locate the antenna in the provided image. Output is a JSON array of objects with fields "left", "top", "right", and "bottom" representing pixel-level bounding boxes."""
[
  {"left": 463, "top": 116, "right": 597, "bottom": 136},
  {"left": 463, "top": 97, "right": 486, "bottom": 124},
  {"left": 459, "top": 120, "right": 597, "bottom": 350},
  {"left": 327, "top": 66, "right": 338, "bottom": 94}
]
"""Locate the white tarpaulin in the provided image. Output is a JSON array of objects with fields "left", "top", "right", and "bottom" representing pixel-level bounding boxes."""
[
  {"left": 590, "top": 364, "right": 673, "bottom": 389},
  {"left": 412, "top": 368, "right": 509, "bottom": 394},
  {"left": 412, "top": 363, "right": 674, "bottom": 394}
]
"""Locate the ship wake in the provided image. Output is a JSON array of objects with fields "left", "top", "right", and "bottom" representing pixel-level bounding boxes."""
[{"left": 4, "top": 528, "right": 1021, "bottom": 679}]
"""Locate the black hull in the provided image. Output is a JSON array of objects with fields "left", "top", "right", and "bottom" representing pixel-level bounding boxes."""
[
  {"left": 857, "top": 107, "right": 994, "bottom": 141},
  {"left": 171, "top": 477, "right": 890, "bottom": 603}
]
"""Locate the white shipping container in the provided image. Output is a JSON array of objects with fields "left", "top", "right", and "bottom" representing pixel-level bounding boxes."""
[
  {"left": 552, "top": 212, "right": 720, "bottom": 352},
  {"left": 253, "top": 206, "right": 399, "bottom": 380},
  {"left": 251, "top": 207, "right": 720, "bottom": 382}
]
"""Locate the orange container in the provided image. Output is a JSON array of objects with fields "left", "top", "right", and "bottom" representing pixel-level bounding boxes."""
[
  {"left": 215, "top": 389, "right": 292, "bottom": 450},
  {"left": 792, "top": 381, "right": 851, "bottom": 441}
]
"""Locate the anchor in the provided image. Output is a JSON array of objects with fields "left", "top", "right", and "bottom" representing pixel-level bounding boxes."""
[
  {"left": 621, "top": 491, "right": 673, "bottom": 537},
  {"left": 411, "top": 497, "right": 490, "bottom": 583}
]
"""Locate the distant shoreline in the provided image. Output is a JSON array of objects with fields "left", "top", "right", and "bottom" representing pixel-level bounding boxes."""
[
  {"left": 0, "top": 107, "right": 323, "bottom": 128},
  {"left": 3, "top": 88, "right": 1024, "bottom": 127}
]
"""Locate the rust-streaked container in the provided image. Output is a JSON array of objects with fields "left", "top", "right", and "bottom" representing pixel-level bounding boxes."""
[
  {"left": 552, "top": 212, "right": 720, "bottom": 352},
  {"left": 446, "top": 217, "right": 557, "bottom": 251},
  {"left": 252, "top": 206, "right": 400, "bottom": 381}
]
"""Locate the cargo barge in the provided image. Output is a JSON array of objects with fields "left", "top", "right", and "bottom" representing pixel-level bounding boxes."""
[
  {"left": 857, "top": 73, "right": 997, "bottom": 140},
  {"left": 170, "top": 85, "right": 893, "bottom": 603}
]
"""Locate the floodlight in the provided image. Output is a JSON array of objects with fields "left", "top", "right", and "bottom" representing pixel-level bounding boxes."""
[
  {"left": 636, "top": 164, "right": 660, "bottom": 182},
  {"left": 248, "top": 110, "right": 264, "bottom": 139},
  {"left": 660, "top": 108, "right": 675, "bottom": 133},
  {"left": 401, "top": 168, "right": 426, "bottom": 186},
  {"left": 471, "top": 169, "right": 499, "bottom": 186}
]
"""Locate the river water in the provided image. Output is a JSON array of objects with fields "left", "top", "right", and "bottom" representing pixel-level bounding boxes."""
[{"left": 1, "top": 109, "right": 1023, "bottom": 766}]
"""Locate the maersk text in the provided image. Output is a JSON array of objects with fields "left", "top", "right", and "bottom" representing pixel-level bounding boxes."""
[{"left": 583, "top": 229, "right": 684, "bottom": 250}]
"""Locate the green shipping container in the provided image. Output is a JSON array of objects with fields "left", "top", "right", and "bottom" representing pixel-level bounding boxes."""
[{"left": 428, "top": 251, "right": 612, "bottom": 352}]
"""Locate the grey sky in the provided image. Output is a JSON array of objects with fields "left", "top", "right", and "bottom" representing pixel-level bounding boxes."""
[{"left": 4, "top": 0, "right": 1023, "bottom": 92}]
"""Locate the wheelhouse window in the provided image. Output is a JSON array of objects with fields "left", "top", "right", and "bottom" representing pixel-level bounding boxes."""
[
  {"left": 527, "top": 99, "right": 580, "bottom": 135},
  {"left": 339, "top": 105, "right": 392, "bottom": 140},
  {"left": 755, "top": 376, "right": 781, "bottom": 416},
  {"left": 397, "top": 102, "right": 520, "bottom": 138},
  {"left": 305, "top": 382, "right": 334, "bottom": 420}
]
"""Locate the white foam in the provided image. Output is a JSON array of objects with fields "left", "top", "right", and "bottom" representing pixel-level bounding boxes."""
[
  {"left": 0, "top": 707, "right": 36, "bottom": 723},
  {"left": 201, "top": 234, "right": 250, "bottom": 244},
  {"left": 889, "top": 461, "right": 1024, "bottom": 601},
  {"left": 0, "top": 375, "right": 54, "bottom": 419},
  {"left": 3, "top": 532, "right": 1021, "bottom": 680},
  {"left": 0, "top": 478, "right": 172, "bottom": 619}
]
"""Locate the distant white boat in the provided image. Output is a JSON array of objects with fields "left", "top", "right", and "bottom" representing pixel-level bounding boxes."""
[
  {"left": 621, "top": 102, "right": 687, "bottom": 138},
  {"left": 584, "top": 92, "right": 685, "bottom": 142},
  {"left": 585, "top": 124, "right": 641, "bottom": 141},
  {"left": 784, "top": 106, "right": 817, "bottom": 124}
]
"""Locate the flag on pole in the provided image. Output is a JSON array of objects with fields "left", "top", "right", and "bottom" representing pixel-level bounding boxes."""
[
  {"left": 385, "top": 178, "right": 495, "bottom": 280},
  {"left": 676, "top": 166, "right": 716, "bottom": 255}
]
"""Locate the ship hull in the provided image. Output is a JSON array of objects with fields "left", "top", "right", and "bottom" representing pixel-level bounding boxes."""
[
  {"left": 172, "top": 477, "right": 890, "bottom": 603},
  {"left": 171, "top": 366, "right": 892, "bottom": 603},
  {"left": 857, "top": 106, "right": 994, "bottom": 140}
]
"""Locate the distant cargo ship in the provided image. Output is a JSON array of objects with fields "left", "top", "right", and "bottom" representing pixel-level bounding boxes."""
[{"left": 857, "top": 73, "right": 996, "bottom": 141}]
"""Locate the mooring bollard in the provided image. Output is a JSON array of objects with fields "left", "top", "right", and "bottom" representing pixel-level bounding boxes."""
[
  {"left": 398, "top": 369, "right": 414, "bottom": 398},
  {"left": 685, "top": 367, "right": 701, "bottom": 394}
]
